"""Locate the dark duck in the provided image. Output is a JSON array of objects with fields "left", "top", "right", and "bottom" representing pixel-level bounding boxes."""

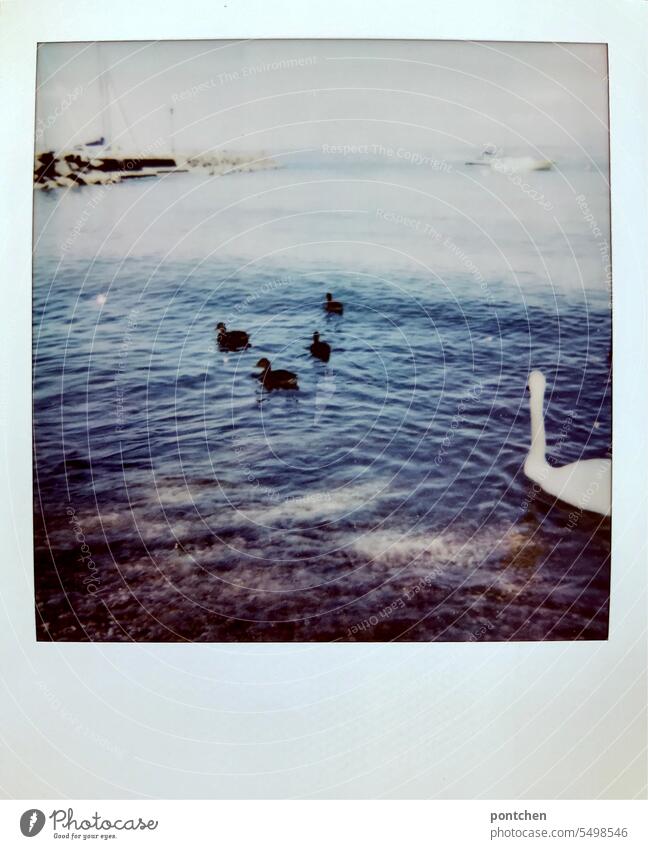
[
  {"left": 216, "top": 322, "right": 250, "bottom": 350},
  {"left": 324, "top": 292, "right": 343, "bottom": 314},
  {"left": 309, "top": 331, "right": 331, "bottom": 362},
  {"left": 255, "top": 358, "right": 299, "bottom": 390}
]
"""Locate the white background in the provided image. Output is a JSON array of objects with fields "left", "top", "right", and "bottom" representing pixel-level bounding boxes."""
[{"left": 0, "top": 0, "right": 646, "bottom": 800}]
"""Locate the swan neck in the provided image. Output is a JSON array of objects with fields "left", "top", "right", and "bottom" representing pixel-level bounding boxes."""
[{"left": 529, "top": 385, "right": 547, "bottom": 463}]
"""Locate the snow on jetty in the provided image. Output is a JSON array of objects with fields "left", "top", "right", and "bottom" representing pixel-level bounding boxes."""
[
  {"left": 184, "top": 151, "right": 279, "bottom": 176},
  {"left": 34, "top": 149, "right": 279, "bottom": 191}
]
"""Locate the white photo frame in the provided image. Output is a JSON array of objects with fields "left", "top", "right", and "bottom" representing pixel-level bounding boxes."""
[{"left": 1, "top": 0, "right": 646, "bottom": 800}]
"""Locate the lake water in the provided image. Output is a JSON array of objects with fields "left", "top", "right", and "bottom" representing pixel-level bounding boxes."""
[{"left": 33, "top": 152, "right": 612, "bottom": 641}]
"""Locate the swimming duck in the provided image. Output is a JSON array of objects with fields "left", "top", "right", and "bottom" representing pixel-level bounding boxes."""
[
  {"left": 309, "top": 331, "right": 331, "bottom": 362},
  {"left": 524, "top": 370, "right": 611, "bottom": 516},
  {"left": 216, "top": 322, "right": 250, "bottom": 350},
  {"left": 324, "top": 292, "right": 343, "bottom": 314},
  {"left": 255, "top": 358, "right": 299, "bottom": 390}
]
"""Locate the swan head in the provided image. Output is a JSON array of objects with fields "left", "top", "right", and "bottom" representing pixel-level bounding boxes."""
[
  {"left": 528, "top": 370, "right": 546, "bottom": 396},
  {"left": 256, "top": 358, "right": 271, "bottom": 369}
]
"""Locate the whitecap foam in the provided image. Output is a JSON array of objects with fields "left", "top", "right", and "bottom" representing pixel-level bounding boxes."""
[{"left": 242, "top": 480, "right": 387, "bottom": 525}]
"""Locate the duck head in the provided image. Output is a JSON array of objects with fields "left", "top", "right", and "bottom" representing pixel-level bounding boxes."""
[
  {"left": 325, "top": 293, "right": 333, "bottom": 301},
  {"left": 256, "top": 358, "right": 271, "bottom": 370},
  {"left": 216, "top": 322, "right": 226, "bottom": 334},
  {"left": 313, "top": 332, "right": 320, "bottom": 341}
]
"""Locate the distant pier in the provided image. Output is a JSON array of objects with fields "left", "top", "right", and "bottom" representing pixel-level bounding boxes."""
[{"left": 34, "top": 149, "right": 279, "bottom": 191}]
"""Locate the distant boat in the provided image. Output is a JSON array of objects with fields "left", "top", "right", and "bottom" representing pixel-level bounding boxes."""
[
  {"left": 465, "top": 144, "right": 500, "bottom": 167},
  {"left": 466, "top": 145, "right": 553, "bottom": 172},
  {"left": 491, "top": 156, "right": 553, "bottom": 173}
]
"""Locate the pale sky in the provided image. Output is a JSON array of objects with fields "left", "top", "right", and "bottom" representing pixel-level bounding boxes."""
[{"left": 36, "top": 40, "right": 609, "bottom": 161}]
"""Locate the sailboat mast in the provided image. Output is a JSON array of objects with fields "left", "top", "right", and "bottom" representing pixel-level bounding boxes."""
[
  {"left": 96, "top": 43, "right": 111, "bottom": 148},
  {"left": 169, "top": 106, "right": 175, "bottom": 157}
]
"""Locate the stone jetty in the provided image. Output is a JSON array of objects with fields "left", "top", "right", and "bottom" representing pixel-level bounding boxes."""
[{"left": 34, "top": 149, "right": 279, "bottom": 191}]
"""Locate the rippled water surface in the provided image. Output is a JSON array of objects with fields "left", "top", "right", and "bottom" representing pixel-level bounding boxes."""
[{"left": 33, "top": 156, "right": 612, "bottom": 641}]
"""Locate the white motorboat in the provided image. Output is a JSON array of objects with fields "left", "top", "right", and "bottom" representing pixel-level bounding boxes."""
[{"left": 466, "top": 145, "right": 553, "bottom": 172}]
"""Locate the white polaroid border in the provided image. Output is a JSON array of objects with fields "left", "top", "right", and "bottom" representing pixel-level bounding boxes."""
[{"left": 0, "top": 0, "right": 646, "bottom": 800}]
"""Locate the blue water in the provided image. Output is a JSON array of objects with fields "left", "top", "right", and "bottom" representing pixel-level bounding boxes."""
[{"left": 33, "top": 155, "right": 611, "bottom": 641}]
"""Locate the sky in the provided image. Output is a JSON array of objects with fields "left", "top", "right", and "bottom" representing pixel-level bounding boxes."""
[{"left": 35, "top": 40, "right": 609, "bottom": 162}]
